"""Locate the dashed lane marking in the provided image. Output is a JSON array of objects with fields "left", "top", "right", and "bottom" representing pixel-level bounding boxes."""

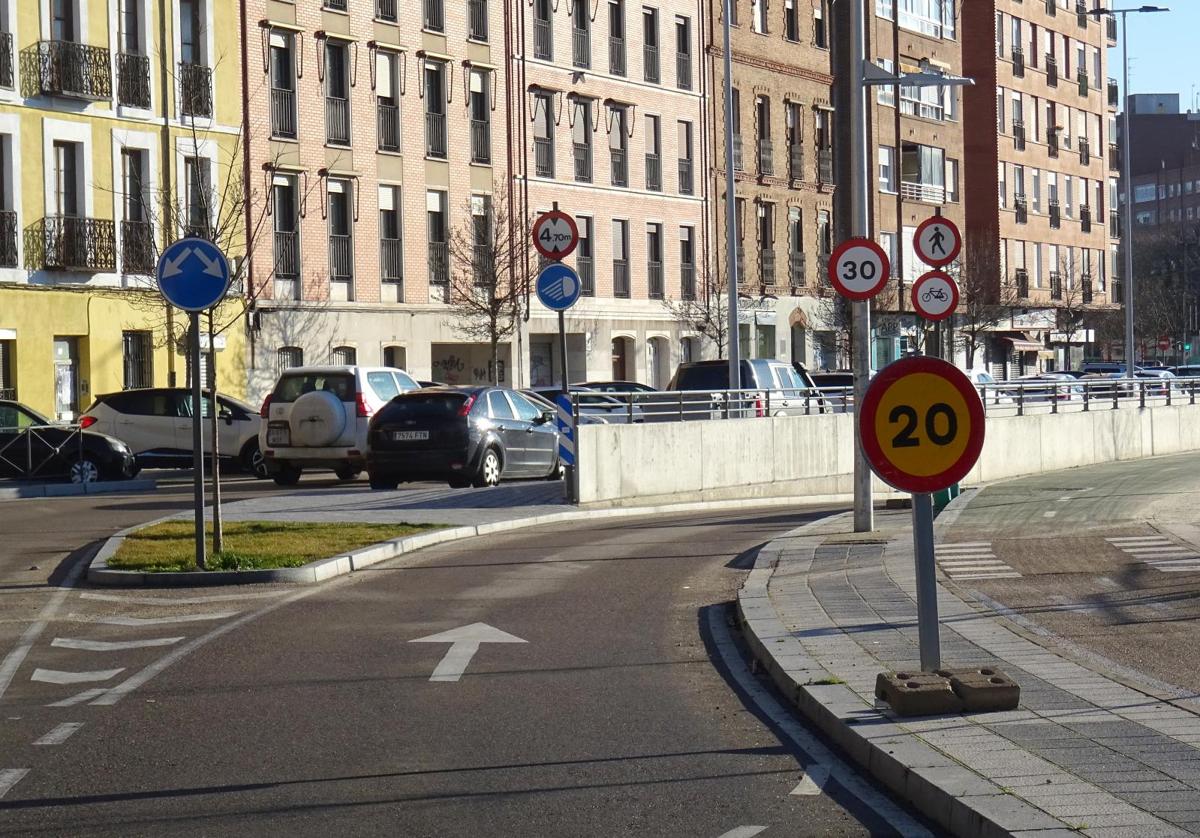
[
  {"left": 51, "top": 637, "right": 185, "bottom": 652},
  {"left": 47, "top": 688, "right": 105, "bottom": 708},
  {"left": 31, "top": 668, "right": 124, "bottom": 685},
  {"left": 33, "top": 722, "right": 82, "bottom": 746},
  {"left": 0, "top": 768, "right": 29, "bottom": 799},
  {"left": 716, "top": 829, "right": 768, "bottom": 838},
  {"left": 69, "top": 611, "right": 240, "bottom": 627}
]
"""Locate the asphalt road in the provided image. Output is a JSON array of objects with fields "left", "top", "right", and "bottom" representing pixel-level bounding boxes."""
[
  {"left": 0, "top": 504, "right": 935, "bottom": 837},
  {"left": 940, "top": 451, "right": 1200, "bottom": 695}
]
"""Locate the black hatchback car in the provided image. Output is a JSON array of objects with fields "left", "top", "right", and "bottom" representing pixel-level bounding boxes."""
[
  {"left": 0, "top": 400, "right": 137, "bottom": 483},
  {"left": 366, "top": 386, "right": 561, "bottom": 490}
]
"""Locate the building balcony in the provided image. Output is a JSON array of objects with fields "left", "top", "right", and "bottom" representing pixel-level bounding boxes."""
[
  {"left": 1050, "top": 271, "right": 1063, "bottom": 300},
  {"left": 789, "top": 143, "right": 804, "bottom": 181},
  {"left": 329, "top": 234, "right": 352, "bottom": 284},
  {"left": 678, "top": 157, "right": 693, "bottom": 195},
  {"left": 760, "top": 249, "right": 776, "bottom": 288},
  {"left": 468, "top": 0, "right": 488, "bottom": 40},
  {"left": 325, "top": 95, "right": 350, "bottom": 146},
  {"left": 1108, "top": 142, "right": 1120, "bottom": 171},
  {"left": 273, "top": 87, "right": 298, "bottom": 139},
  {"left": 380, "top": 236, "right": 402, "bottom": 284},
  {"left": 117, "top": 52, "right": 150, "bottom": 108},
  {"left": 1106, "top": 15, "right": 1117, "bottom": 42},
  {"left": 471, "top": 118, "right": 491, "bottom": 165},
  {"left": 1076, "top": 0, "right": 1089, "bottom": 27},
  {"left": 534, "top": 17, "right": 552, "bottom": 61},
  {"left": 1013, "top": 120, "right": 1026, "bottom": 151},
  {"left": 1012, "top": 46, "right": 1024, "bottom": 77},
  {"left": 900, "top": 181, "right": 945, "bottom": 203},
  {"left": 758, "top": 138, "right": 774, "bottom": 177},
  {"left": 613, "top": 258, "right": 629, "bottom": 297},
  {"left": 426, "top": 111, "right": 448, "bottom": 159},
  {"left": 609, "top": 36, "right": 625, "bottom": 76},
  {"left": 648, "top": 259, "right": 663, "bottom": 299},
  {"left": 473, "top": 244, "right": 495, "bottom": 288},
  {"left": 1015, "top": 268, "right": 1029, "bottom": 298},
  {"left": 179, "top": 61, "right": 212, "bottom": 118},
  {"left": 25, "top": 216, "right": 116, "bottom": 272},
  {"left": 578, "top": 255, "right": 594, "bottom": 295},
  {"left": 25, "top": 41, "right": 112, "bottom": 101},
  {"left": 789, "top": 252, "right": 806, "bottom": 290},
  {"left": 818, "top": 148, "right": 833, "bottom": 184},
  {"left": 676, "top": 50, "right": 691, "bottom": 90},
  {"left": 0, "top": 211, "right": 16, "bottom": 268},
  {"left": 1112, "top": 278, "right": 1122, "bottom": 303},
  {"left": 643, "top": 43, "right": 659, "bottom": 83},
  {"left": 0, "top": 31, "right": 12, "bottom": 90},
  {"left": 1049, "top": 200, "right": 1061, "bottom": 228},
  {"left": 572, "top": 28, "right": 590, "bottom": 69},
  {"left": 610, "top": 147, "right": 627, "bottom": 187},
  {"left": 428, "top": 241, "right": 449, "bottom": 285},
  {"left": 680, "top": 262, "right": 695, "bottom": 300},
  {"left": 1110, "top": 208, "right": 1121, "bottom": 238},
  {"left": 573, "top": 142, "right": 592, "bottom": 183},
  {"left": 273, "top": 230, "right": 299, "bottom": 280},
  {"left": 120, "top": 220, "right": 155, "bottom": 275},
  {"left": 377, "top": 101, "right": 399, "bottom": 152},
  {"left": 534, "top": 136, "right": 553, "bottom": 177},
  {"left": 645, "top": 152, "right": 661, "bottom": 191},
  {"left": 1108, "top": 78, "right": 1119, "bottom": 109},
  {"left": 1015, "top": 196, "right": 1029, "bottom": 224},
  {"left": 1081, "top": 204, "right": 1092, "bottom": 233},
  {"left": 1046, "top": 54, "right": 1058, "bottom": 87}
]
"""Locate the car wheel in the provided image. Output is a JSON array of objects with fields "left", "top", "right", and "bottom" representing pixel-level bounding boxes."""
[
  {"left": 272, "top": 465, "right": 302, "bottom": 486},
  {"left": 545, "top": 457, "right": 565, "bottom": 481},
  {"left": 241, "top": 440, "right": 269, "bottom": 479},
  {"left": 70, "top": 457, "right": 100, "bottom": 485},
  {"left": 472, "top": 448, "right": 501, "bottom": 488},
  {"left": 334, "top": 466, "right": 361, "bottom": 481},
  {"left": 368, "top": 473, "right": 399, "bottom": 491}
]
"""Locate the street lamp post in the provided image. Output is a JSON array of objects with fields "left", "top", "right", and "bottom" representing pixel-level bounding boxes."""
[
  {"left": 722, "top": 0, "right": 740, "bottom": 388},
  {"left": 1089, "top": 5, "right": 1170, "bottom": 378}
]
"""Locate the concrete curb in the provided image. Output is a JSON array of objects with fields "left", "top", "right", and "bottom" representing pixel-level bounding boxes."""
[
  {"left": 86, "top": 490, "right": 861, "bottom": 588},
  {"left": 0, "top": 478, "right": 157, "bottom": 501},
  {"left": 736, "top": 514, "right": 1068, "bottom": 838}
]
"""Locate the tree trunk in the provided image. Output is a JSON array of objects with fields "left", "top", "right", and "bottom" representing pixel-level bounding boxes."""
[
  {"left": 491, "top": 327, "right": 500, "bottom": 385},
  {"left": 207, "top": 311, "right": 223, "bottom": 555}
]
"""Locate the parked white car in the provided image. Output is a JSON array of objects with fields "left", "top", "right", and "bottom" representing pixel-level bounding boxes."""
[
  {"left": 259, "top": 366, "right": 420, "bottom": 485},
  {"left": 81, "top": 388, "right": 265, "bottom": 476}
]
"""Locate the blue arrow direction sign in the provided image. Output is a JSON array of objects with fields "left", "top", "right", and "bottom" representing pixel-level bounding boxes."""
[
  {"left": 536, "top": 263, "right": 582, "bottom": 312},
  {"left": 555, "top": 393, "right": 576, "bottom": 467},
  {"left": 156, "top": 237, "right": 231, "bottom": 312}
]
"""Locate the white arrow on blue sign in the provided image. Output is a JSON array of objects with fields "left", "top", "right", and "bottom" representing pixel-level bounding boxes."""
[
  {"left": 156, "top": 237, "right": 231, "bottom": 312},
  {"left": 555, "top": 393, "right": 575, "bottom": 467},
  {"left": 536, "top": 263, "right": 582, "bottom": 312}
]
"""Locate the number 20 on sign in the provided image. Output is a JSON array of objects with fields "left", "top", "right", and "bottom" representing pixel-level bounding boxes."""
[{"left": 858, "top": 356, "right": 985, "bottom": 494}]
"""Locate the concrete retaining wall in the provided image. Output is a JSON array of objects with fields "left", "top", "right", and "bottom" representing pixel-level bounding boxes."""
[{"left": 577, "top": 405, "right": 1200, "bottom": 506}]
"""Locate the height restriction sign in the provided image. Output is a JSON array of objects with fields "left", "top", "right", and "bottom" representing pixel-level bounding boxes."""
[{"left": 532, "top": 210, "right": 579, "bottom": 261}]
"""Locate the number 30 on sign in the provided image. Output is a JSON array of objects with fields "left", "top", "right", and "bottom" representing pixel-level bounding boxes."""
[
  {"left": 858, "top": 356, "right": 985, "bottom": 494},
  {"left": 827, "top": 238, "right": 891, "bottom": 301}
]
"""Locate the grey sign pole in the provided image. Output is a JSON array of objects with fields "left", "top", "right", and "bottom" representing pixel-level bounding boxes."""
[
  {"left": 911, "top": 491, "right": 940, "bottom": 671},
  {"left": 558, "top": 308, "right": 577, "bottom": 504},
  {"left": 189, "top": 312, "right": 206, "bottom": 571}
]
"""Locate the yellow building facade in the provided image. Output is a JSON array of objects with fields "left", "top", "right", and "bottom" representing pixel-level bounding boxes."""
[{"left": 0, "top": 0, "right": 245, "bottom": 420}]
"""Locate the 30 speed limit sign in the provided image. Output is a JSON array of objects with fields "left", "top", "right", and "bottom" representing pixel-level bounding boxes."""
[
  {"left": 828, "top": 238, "right": 891, "bottom": 301},
  {"left": 859, "top": 356, "right": 985, "bottom": 494}
]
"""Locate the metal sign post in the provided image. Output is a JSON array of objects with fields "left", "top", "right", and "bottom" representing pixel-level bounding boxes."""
[
  {"left": 156, "top": 237, "right": 232, "bottom": 571},
  {"left": 911, "top": 492, "right": 940, "bottom": 671}
]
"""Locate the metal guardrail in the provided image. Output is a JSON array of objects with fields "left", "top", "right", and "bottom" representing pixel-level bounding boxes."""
[
  {"left": 0, "top": 422, "right": 84, "bottom": 480},
  {"left": 569, "top": 377, "right": 1200, "bottom": 425}
]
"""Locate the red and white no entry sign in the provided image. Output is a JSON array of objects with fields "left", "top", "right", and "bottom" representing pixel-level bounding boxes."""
[
  {"left": 532, "top": 210, "right": 579, "bottom": 261},
  {"left": 911, "top": 271, "right": 959, "bottom": 321},
  {"left": 827, "top": 238, "right": 891, "bottom": 301},
  {"left": 913, "top": 216, "right": 961, "bottom": 267}
]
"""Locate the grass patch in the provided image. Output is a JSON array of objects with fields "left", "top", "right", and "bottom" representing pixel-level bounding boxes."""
[
  {"left": 806, "top": 676, "right": 846, "bottom": 686},
  {"left": 109, "top": 520, "right": 441, "bottom": 573}
]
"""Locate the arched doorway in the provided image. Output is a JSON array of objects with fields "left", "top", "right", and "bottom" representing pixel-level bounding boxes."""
[
  {"left": 647, "top": 336, "right": 670, "bottom": 389},
  {"left": 611, "top": 336, "right": 634, "bottom": 381}
]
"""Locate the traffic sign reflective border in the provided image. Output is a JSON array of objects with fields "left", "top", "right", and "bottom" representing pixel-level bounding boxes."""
[
  {"left": 532, "top": 210, "right": 580, "bottom": 261},
  {"left": 858, "top": 356, "right": 985, "bottom": 494},
  {"left": 156, "top": 237, "right": 231, "bottom": 312},
  {"left": 911, "top": 270, "right": 959, "bottom": 321},
  {"left": 827, "top": 237, "right": 891, "bottom": 301},
  {"left": 912, "top": 216, "right": 961, "bottom": 268}
]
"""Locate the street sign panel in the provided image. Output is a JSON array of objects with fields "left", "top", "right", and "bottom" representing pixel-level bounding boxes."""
[
  {"left": 556, "top": 393, "right": 576, "bottom": 467},
  {"left": 532, "top": 210, "right": 580, "bottom": 261},
  {"left": 859, "top": 356, "right": 985, "bottom": 494},
  {"left": 1159, "top": 336, "right": 1171, "bottom": 351},
  {"left": 536, "top": 263, "right": 583, "bottom": 311},
  {"left": 827, "top": 238, "right": 891, "bottom": 301},
  {"left": 911, "top": 270, "right": 959, "bottom": 321},
  {"left": 913, "top": 216, "right": 961, "bottom": 267},
  {"left": 156, "top": 237, "right": 231, "bottom": 312}
]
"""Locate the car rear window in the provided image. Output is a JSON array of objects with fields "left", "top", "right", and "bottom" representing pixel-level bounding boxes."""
[
  {"left": 385, "top": 393, "right": 470, "bottom": 419},
  {"left": 672, "top": 365, "right": 730, "bottom": 390},
  {"left": 102, "top": 390, "right": 181, "bottom": 417},
  {"left": 367, "top": 371, "right": 401, "bottom": 402},
  {"left": 273, "top": 373, "right": 356, "bottom": 403}
]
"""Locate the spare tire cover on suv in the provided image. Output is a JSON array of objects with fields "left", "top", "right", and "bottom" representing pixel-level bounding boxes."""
[{"left": 289, "top": 390, "right": 347, "bottom": 447}]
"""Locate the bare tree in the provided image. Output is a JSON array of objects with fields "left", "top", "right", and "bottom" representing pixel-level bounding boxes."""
[
  {"left": 663, "top": 271, "right": 731, "bottom": 357},
  {"left": 446, "top": 193, "right": 534, "bottom": 385},
  {"left": 950, "top": 241, "right": 1020, "bottom": 369}
]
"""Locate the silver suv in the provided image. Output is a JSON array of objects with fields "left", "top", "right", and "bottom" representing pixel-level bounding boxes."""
[{"left": 260, "top": 366, "right": 420, "bottom": 485}]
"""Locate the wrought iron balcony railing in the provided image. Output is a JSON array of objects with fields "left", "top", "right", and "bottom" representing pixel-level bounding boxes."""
[
  {"left": 789, "top": 143, "right": 804, "bottom": 180},
  {"left": 325, "top": 95, "right": 350, "bottom": 145},
  {"left": 758, "top": 138, "right": 774, "bottom": 176},
  {"left": 376, "top": 0, "right": 397, "bottom": 23},
  {"left": 380, "top": 237, "right": 402, "bottom": 283},
  {"left": 273, "top": 230, "right": 299, "bottom": 280},
  {"left": 272, "top": 86, "right": 297, "bottom": 139},
  {"left": 426, "top": 111, "right": 447, "bottom": 159},
  {"left": 117, "top": 52, "right": 150, "bottom": 108},
  {"left": 0, "top": 210, "right": 14, "bottom": 268},
  {"left": 680, "top": 262, "right": 695, "bottom": 300},
  {"left": 26, "top": 216, "right": 116, "bottom": 272},
  {"left": 818, "top": 148, "right": 833, "bottom": 184},
  {"left": 1106, "top": 15, "right": 1117, "bottom": 41},
  {"left": 573, "top": 27, "right": 590, "bottom": 68},
  {"left": 534, "top": 136, "right": 553, "bottom": 177},
  {"left": 472, "top": 244, "right": 495, "bottom": 288},
  {"left": 468, "top": 0, "right": 488, "bottom": 40},
  {"left": 471, "top": 119, "right": 491, "bottom": 165},
  {"left": 578, "top": 255, "right": 594, "bottom": 295},
  {"left": 329, "top": 234, "right": 352, "bottom": 284},
  {"left": 26, "top": 41, "right": 112, "bottom": 100},
  {"left": 1012, "top": 46, "right": 1024, "bottom": 77},
  {"left": 573, "top": 142, "right": 592, "bottom": 182},
  {"left": 428, "top": 241, "right": 449, "bottom": 285},
  {"left": 648, "top": 260, "right": 663, "bottom": 299},
  {"left": 534, "top": 17, "right": 552, "bottom": 60},
  {"left": 0, "top": 32, "right": 12, "bottom": 90},
  {"left": 179, "top": 62, "right": 212, "bottom": 118},
  {"left": 678, "top": 157, "right": 693, "bottom": 195},
  {"left": 609, "top": 36, "right": 625, "bottom": 75},
  {"left": 676, "top": 50, "right": 691, "bottom": 90},
  {"left": 425, "top": 0, "right": 445, "bottom": 32},
  {"left": 325, "top": 0, "right": 347, "bottom": 10},
  {"left": 643, "top": 43, "right": 659, "bottom": 83},
  {"left": 377, "top": 101, "right": 399, "bottom": 152},
  {"left": 760, "top": 249, "right": 776, "bottom": 287},
  {"left": 121, "top": 220, "right": 155, "bottom": 275},
  {"left": 789, "top": 252, "right": 806, "bottom": 290},
  {"left": 645, "top": 152, "right": 661, "bottom": 191},
  {"left": 610, "top": 147, "right": 627, "bottom": 187},
  {"left": 613, "top": 258, "right": 630, "bottom": 297}
]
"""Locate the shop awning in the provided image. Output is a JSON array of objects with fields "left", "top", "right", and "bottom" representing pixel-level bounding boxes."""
[{"left": 999, "top": 333, "right": 1044, "bottom": 352}]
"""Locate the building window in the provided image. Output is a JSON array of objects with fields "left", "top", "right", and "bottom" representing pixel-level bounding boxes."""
[
  {"left": 272, "top": 174, "right": 300, "bottom": 299},
  {"left": 645, "top": 114, "right": 661, "bottom": 191},
  {"left": 183, "top": 155, "right": 211, "bottom": 237},
  {"left": 680, "top": 226, "right": 695, "bottom": 299},
  {"left": 52, "top": 140, "right": 80, "bottom": 218},
  {"left": 278, "top": 346, "right": 303, "bottom": 373},
  {"left": 534, "top": 0, "right": 553, "bottom": 60},
  {"left": 328, "top": 179, "right": 353, "bottom": 301},
  {"left": 573, "top": 0, "right": 591, "bottom": 68},
  {"left": 757, "top": 201, "right": 775, "bottom": 287},
  {"left": 756, "top": 96, "right": 773, "bottom": 176},
  {"left": 572, "top": 98, "right": 593, "bottom": 182},
  {"left": 609, "top": 105, "right": 628, "bottom": 187},
  {"left": 331, "top": 346, "right": 356, "bottom": 365},
  {"left": 470, "top": 70, "right": 491, "bottom": 165},
  {"left": 120, "top": 149, "right": 153, "bottom": 276},
  {"left": 751, "top": 0, "right": 767, "bottom": 34},
  {"left": 813, "top": 0, "right": 827, "bottom": 48},
  {"left": 179, "top": 0, "right": 212, "bottom": 118},
  {"left": 879, "top": 145, "right": 896, "bottom": 193},
  {"left": 324, "top": 41, "right": 351, "bottom": 146},
  {"left": 647, "top": 222, "right": 663, "bottom": 298},
  {"left": 815, "top": 109, "right": 833, "bottom": 183},
  {"left": 383, "top": 346, "right": 406, "bottom": 369},
  {"left": 122, "top": 331, "right": 153, "bottom": 390},
  {"left": 899, "top": 142, "right": 945, "bottom": 203},
  {"left": 376, "top": 50, "right": 401, "bottom": 153},
  {"left": 379, "top": 185, "right": 403, "bottom": 289},
  {"left": 675, "top": 16, "right": 691, "bottom": 90},
  {"left": 784, "top": 0, "right": 799, "bottom": 40},
  {"left": 946, "top": 158, "right": 959, "bottom": 203},
  {"left": 817, "top": 209, "right": 831, "bottom": 257},
  {"left": 875, "top": 59, "right": 895, "bottom": 106},
  {"left": 731, "top": 87, "right": 743, "bottom": 171},
  {"left": 424, "top": 0, "right": 444, "bottom": 32},
  {"left": 269, "top": 32, "right": 296, "bottom": 139},
  {"left": 612, "top": 219, "right": 629, "bottom": 297},
  {"left": 609, "top": 0, "right": 626, "bottom": 76},
  {"left": 470, "top": 194, "right": 494, "bottom": 287},
  {"left": 424, "top": 61, "right": 447, "bottom": 159},
  {"left": 469, "top": 0, "right": 488, "bottom": 40},
  {"left": 678, "top": 119, "right": 694, "bottom": 195},
  {"left": 576, "top": 215, "right": 594, "bottom": 295},
  {"left": 427, "top": 190, "right": 449, "bottom": 286},
  {"left": 533, "top": 92, "right": 554, "bottom": 178},
  {"left": 788, "top": 207, "right": 804, "bottom": 286},
  {"left": 643, "top": 7, "right": 659, "bottom": 83}
]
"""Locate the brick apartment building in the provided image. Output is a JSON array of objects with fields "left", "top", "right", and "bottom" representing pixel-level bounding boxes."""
[
  {"left": 962, "top": 0, "right": 1117, "bottom": 374},
  {"left": 705, "top": 0, "right": 836, "bottom": 370}
]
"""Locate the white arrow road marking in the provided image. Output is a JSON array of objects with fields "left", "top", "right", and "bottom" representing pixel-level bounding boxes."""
[
  {"left": 716, "top": 828, "right": 767, "bottom": 838},
  {"left": 32, "top": 668, "right": 124, "bottom": 685},
  {"left": 161, "top": 247, "right": 192, "bottom": 278},
  {"left": 0, "top": 769, "right": 29, "bottom": 799},
  {"left": 790, "top": 765, "right": 830, "bottom": 796},
  {"left": 47, "top": 688, "right": 106, "bottom": 707},
  {"left": 52, "top": 637, "right": 185, "bottom": 652},
  {"left": 70, "top": 611, "right": 239, "bottom": 627},
  {"left": 409, "top": 623, "right": 527, "bottom": 682},
  {"left": 0, "top": 552, "right": 87, "bottom": 703},
  {"left": 80, "top": 591, "right": 284, "bottom": 605},
  {"left": 193, "top": 248, "right": 225, "bottom": 278},
  {"left": 34, "top": 722, "right": 83, "bottom": 746}
]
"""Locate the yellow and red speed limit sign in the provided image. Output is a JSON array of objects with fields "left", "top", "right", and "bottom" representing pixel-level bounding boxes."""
[{"left": 859, "top": 356, "right": 985, "bottom": 494}]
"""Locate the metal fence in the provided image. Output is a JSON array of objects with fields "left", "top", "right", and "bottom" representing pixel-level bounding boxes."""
[{"left": 0, "top": 422, "right": 85, "bottom": 481}]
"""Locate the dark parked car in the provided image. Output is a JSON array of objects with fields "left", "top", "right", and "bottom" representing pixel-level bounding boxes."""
[
  {"left": 366, "top": 386, "right": 561, "bottom": 489},
  {"left": 808, "top": 370, "right": 854, "bottom": 411},
  {"left": 522, "top": 390, "right": 607, "bottom": 425},
  {"left": 580, "top": 381, "right": 658, "bottom": 394},
  {"left": 667, "top": 359, "right": 824, "bottom": 418},
  {"left": 0, "top": 400, "right": 138, "bottom": 483}
]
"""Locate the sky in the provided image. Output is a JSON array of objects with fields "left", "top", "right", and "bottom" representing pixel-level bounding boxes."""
[{"left": 1114, "top": 4, "right": 1199, "bottom": 108}]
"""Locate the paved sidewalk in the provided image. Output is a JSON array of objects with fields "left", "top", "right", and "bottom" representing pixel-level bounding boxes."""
[{"left": 739, "top": 506, "right": 1200, "bottom": 838}]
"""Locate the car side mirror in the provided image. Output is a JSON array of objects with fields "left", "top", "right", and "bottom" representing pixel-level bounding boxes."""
[
  {"left": 219, "top": 408, "right": 233, "bottom": 424},
  {"left": 535, "top": 410, "right": 554, "bottom": 425}
]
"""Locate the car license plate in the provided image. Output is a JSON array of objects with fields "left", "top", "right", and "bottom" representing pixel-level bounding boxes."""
[
  {"left": 392, "top": 430, "right": 429, "bottom": 441},
  {"left": 267, "top": 427, "right": 290, "bottom": 446}
]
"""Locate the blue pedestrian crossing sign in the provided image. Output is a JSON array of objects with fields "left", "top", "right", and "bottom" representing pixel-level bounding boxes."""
[
  {"left": 536, "top": 263, "right": 582, "bottom": 312},
  {"left": 157, "top": 237, "right": 232, "bottom": 312},
  {"left": 555, "top": 393, "right": 576, "bottom": 467}
]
